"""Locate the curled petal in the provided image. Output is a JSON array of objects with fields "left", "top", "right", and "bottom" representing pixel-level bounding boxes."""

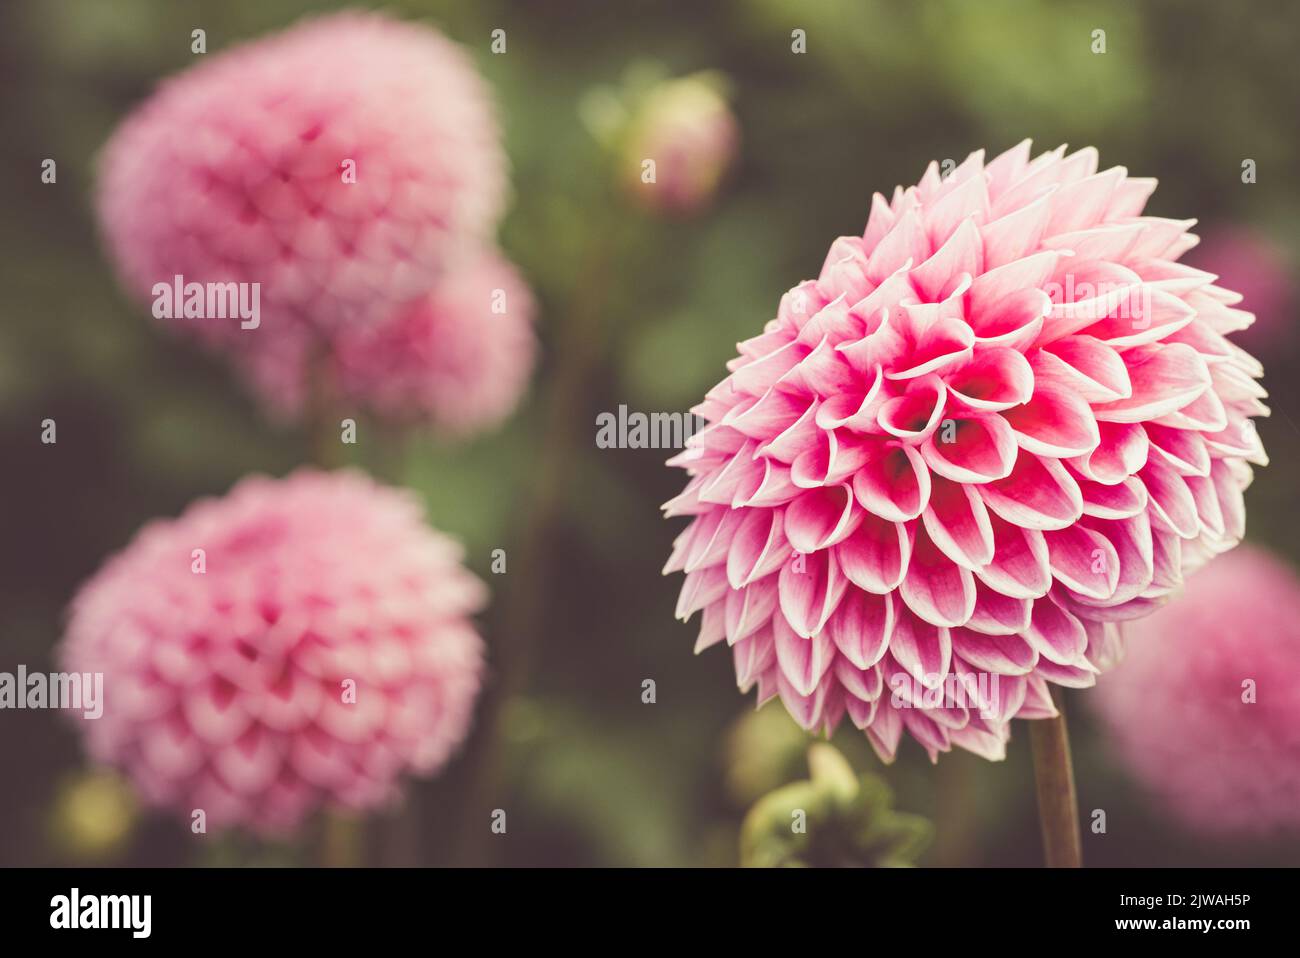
[
  {"left": 899, "top": 524, "right": 976, "bottom": 628},
  {"left": 979, "top": 453, "right": 1084, "bottom": 531},
  {"left": 824, "top": 588, "right": 894, "bottom": 670},
  {"left": 853, "top": 444, "right": 931, "bottom": 522},
  {"left": 921, "top": 414, "right": 1018, "bottom": 484}
]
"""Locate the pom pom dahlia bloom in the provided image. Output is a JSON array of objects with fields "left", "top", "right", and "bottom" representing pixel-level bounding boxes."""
[
  {"left": 1094, "top": 545, "right": 1300, "bottom": 837},
  {"left": 329, "top": 249, "right": 537, "bottom": 434},
  {"left": 60, "top": 470, "right": 486, "bottom": 834},
  {"left": 664, "top": 142, "right": 1268, "bottom": 763},
  {"left": 97, "top": 11, "right": 506, "bottom": 366}
]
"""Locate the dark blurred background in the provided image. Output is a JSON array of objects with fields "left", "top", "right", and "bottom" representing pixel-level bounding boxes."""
[{"left": 1, "top": 0, "right": 1297, "bottom": 867}]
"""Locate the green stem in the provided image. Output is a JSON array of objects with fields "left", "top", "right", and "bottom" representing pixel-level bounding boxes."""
[{"left": 1028, "top": 686, "right": 1082, "bottom": 868}]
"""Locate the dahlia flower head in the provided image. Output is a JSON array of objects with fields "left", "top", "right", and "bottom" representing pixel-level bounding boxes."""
[
  {"left": 60, "top": 469, "right": 486, "bottom": 834},
  {"left": 1094, "top": 545, "right": 1300, "bottom": 836},
  {"left": 97, "top": 12, "right": 528, "bottom": 428},
  {"left": 331, "top": 249, "right": 534, "bottom": 434},
  {"left": 664, "top": 141, "right": 1268, "bottom": 763}
]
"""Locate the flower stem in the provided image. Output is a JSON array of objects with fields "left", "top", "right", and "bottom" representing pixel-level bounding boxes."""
[{"left": 1028, "top": 686, "right": 1082, "bottom": 868}]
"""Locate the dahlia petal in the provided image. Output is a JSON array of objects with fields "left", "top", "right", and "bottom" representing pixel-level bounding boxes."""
[
  {"left": 899, "top": 526, "right": 976, "bottom": 628},
  {"left": 773, "top": 615, "right": 835, "bottom": 697},
  {"left": 1002, "top": 385, "right": 1100, "bottom": 457},
  {"left": 777, "top": 671, "right": 831, "bottom": 731},
  {"left": 1145, "top": 423, "right": 1211, "bottom": 477},
  {"left": 965, "top": 581, "right": 1033, "bottom": 637},
  {"left": 756, "top": 397, "right": 821, "bottom": 462},
  {"left": 1070, "top": 421, "right": 1148, "bottom": 485},
  {"left": 1140, "top": 458, "right": 1200, "bottom": 539},
  {"left": 732, "top": 625, "right": 776, "bottom": 690},
  {"left": 1079, "top": 476, "right": 1148, "bottom": 519},
  {"left": 723, "top": 578, "right": 779, "bottom": 646},
  {"left": 726, "top": 506, "right": 789, "bottom": 589},
  {"left": 777, "top": 548, "right": 848, "bottom": 638},
  {"left": 1033, "top": 658, "right": 1098, "bottom": 688},
  {"left": 976, "top": 515, "right": 1052, "bottom": 599},
  {"left": 1023, "top": 594, "right": 1088, "bottom": 666},
  {"left": 1033, "top": 335, "right": 1132, "bottom": 403},
  {"left": 968, "top": 287, "right": 1050, "bottom": 349},
  {"left": 911, "top": 217, "right": 983, "bottom": 300},
  {"left": 888, "top": 609, "right": 953, "bottom": 690},
  {"left": 944, "top": 347, "right": 1035, "bottom": 412},
  {"left": 732, "top": 458, "right": 800, "bottom": 509},
  {"left": 968, "top": 250, "right": 1060, "bottom": 316},
  {"left": 1044, "top": 524, "right": 1120, "bottom": 600},
  {"left": 1093, "top": 343, "right": 1210, "bottom": 423},
  {"left": 834, "top": 657, "right": 885, "bottom": 702},
  {"left": 1016, "top": 677, "right": 1060, "bottom": 719},
  {"left": 695, "top": 602, "right": 727, "bottom": 653},
  {"left": 785, "top": 484, "right": 863, "bottom": 553},
  {"left": 824, "top": 588, "right": 894, "bottom": 669},
  {"left": 921, "top": 477, "right": 995, "bottom": 569},
  {"left": 853, "top": 444, "right": 931, "bottom": 522},
  {"left": 865, "top": 207, "right": 928, "bottom": 282},
  {"left": 980, "top": 190, "right": 1052, "bottom": 270},
  {"left": 836, "top": 513, "right": 911, "bottom": 594},
  {"left": 675, "top": 565, "right": 731, "bottom": 620},
  {"left": 979, "top": 453, "right": 1083, "bottom": 531},
  {"left": 920, "top": 414, "right": 1018, "bottom": 484},
  {"left": 724, "top": 386, "right": 808, "bottom": 439},
  {"left": 728, "top": 339, "right": 808, "bottom": 396},
  {"left": 878, "top": 375, "right": 948, "bottom": 440},
  {"left": 951, "top": 625, "right": 1037, "bottom": 675},
  {"left": 865, "top": 700, "right": 904, "bottom": 763}
]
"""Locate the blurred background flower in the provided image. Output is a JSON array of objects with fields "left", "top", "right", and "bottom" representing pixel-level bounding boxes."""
[
  {"left": 1189, "top": 226, "right": 1295, "bottom": 353},
  {"left": 59, "top": 469, "right": 486, "bottom": 836},
  {"left": 1092, "top": 544, "right": 1300, "bottom": 838},
  {"left": 2, "top": 0, "right": 1298, "bottom": 867}
]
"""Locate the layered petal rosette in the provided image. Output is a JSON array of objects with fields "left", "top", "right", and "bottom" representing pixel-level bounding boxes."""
[
  {"left": 664, "top": 142, "right": 1268, "bottom": 762},
  {"left": 60, "top": 470, "right": 486, "bottom": 834}
]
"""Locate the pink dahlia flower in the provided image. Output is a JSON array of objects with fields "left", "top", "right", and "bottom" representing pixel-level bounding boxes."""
[
  {"left": 664, "top": 142, "right": 1268, "bottom": 763},
  {"left": 1189, "top": 226, "right": 1294, "bottom": 351},
  {"left": 60, "top": 469, "right": 486, "bottom": 834},
  {"left": 328, "top": 249, "right": 536, "bottom": 434},
  {"left": 1094, "top": 545, "right": 1300, "bottom": 836},
  {"left": 97, "top": 11, "right": 506, "bottom": 353}
]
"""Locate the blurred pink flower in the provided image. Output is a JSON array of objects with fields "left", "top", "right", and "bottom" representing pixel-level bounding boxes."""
[
  {"left": 97, "top": 11, "right": 507, "bottom": 380},
  {"left": 624, "top": 75, "right": 738, "bottom": 214},
  {"left": 1190, "top": 226, "right": 1294, "bottom": 350},
  {"left": 664, "top": 142, "right": 1268, "bottom": 764},
  {"left": 329, "top": 249, "right": 536, "bottom": 435},
  {"left": 61, "top": 469, "right": 486, "bottom": 834},
  {"left": 1094, "top": 545, "right": 1300, "bottom": 836}
]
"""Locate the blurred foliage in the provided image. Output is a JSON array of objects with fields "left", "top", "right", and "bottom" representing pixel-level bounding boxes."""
[
  {"left": 2, "top": 0, "right": 1299, "bottom": 867},
  {"left": 740, "top": 743, "right": 932, "bottom": 868}
]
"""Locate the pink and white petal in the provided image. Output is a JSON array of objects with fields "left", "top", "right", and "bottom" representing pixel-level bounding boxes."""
[
  {"left": 975, "top": 515, "right": 1053, "bottom": 599},
  {"left": 899, "top": 525, "right": 976, "bottom": 628},
  {"left": 921, "top": 414, "right": 1019, "bottom": 484},
  {"left": 980, "top": 453, "right": 1084, "bottom": 531},
  {"left": 836, "top": 513, "right": 912, "bottom": 594},
  {"left": 823, "top": 588, "right": 894, "bottom": 670},
  {"left": 853, "top": 444, "right": 932, "bottom": 522},
  {"left": 1023, "top": 594, "right": 1089, "bottom": 667},
  {"left": 921, "top": 476, "right": 996, "bottom": 570}
]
